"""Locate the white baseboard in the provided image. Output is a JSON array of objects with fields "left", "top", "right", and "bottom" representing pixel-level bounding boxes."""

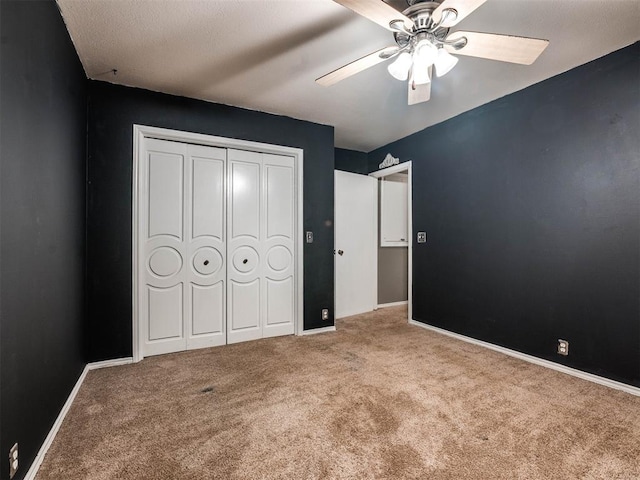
[
  {"left": 409, "top": 320, "right": 640, "bottom": 397},
  {"left": 87, "top": 357, "right": 133, "bottom": 370},
  {"left": 300, "top": 326, "right": 336, "bottom": 336},
  {"left": 377, "top": 301, "right": 408, "bottom": 309},
  {"left": 24, "top": 358, "right": 133, "bottom": 480}
]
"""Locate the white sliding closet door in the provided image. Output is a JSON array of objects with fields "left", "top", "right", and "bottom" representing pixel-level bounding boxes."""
[
  {"left": 227, "top": 149, "right": 296, "bottom": 344},
  {"left": 262, "top": 154, "right": 296, "bottom": 338},
  {"left": 138, "top": 136, "right": 297, "bottom": 358},
  {"left": 187, "top": 144, "right": 227, "bottom": 350},
  {"left": 140, "top": 139, "right": 226, "bottom": 357}
]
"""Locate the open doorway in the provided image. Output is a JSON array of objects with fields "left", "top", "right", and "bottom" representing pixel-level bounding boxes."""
[{"left": 370, "top": 162, "right": 413, "bottom": 321}]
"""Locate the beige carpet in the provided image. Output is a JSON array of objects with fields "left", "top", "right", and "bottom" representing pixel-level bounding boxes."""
[{"left": 36, "top": 307, "right": 640, "bottom": 479}]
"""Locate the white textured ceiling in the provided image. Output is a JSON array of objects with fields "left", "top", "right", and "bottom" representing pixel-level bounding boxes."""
[{"left": 57, "top": 0, "right": 640, "bottom": 151}]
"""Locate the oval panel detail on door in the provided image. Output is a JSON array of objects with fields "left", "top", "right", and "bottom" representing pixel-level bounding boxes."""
[
  {"left": 232, "top": 246, "right": 259, "bottom": 274},
  {"left": 148, "top": 247, "right": 183, "bottom": 277},
  {"left": 192, "top": 247, "right": 223, "bottom": 276},
  {"left": 266, "top": 246, "right": 292, "bottom": 272}
]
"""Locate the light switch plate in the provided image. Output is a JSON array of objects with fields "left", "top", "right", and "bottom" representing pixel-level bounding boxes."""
[
  {"left": 306, "top": 231, "right": 313, "bottom": 243},
  {"left": 417, "top": 232, "right": 427, "bottom": 243}
]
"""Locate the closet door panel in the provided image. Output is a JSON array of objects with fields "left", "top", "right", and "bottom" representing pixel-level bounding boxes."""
[
  {"left": 148, "top": 152, "right": 184, "bottom": 240},
  {"left": 138, "top": 137, "right": 298, "bottom": 357},
  {"left": 186, "top": 145, "right": 227, "bottom": 349},
  {"left": 263, "top": 155, "right": 296, "bottom": 337},
  {"left": 148, "top": 285, "right": 183, "bottom": 341},
  {"left": 141, "top": 139, "right": 188, "bottom": 357},
  {"left": 227, "top": 149, "right": 263, "bottom": 344},
  {"left": 191, "top": 282, "right": 224, "bottom": 336},
  {"left": 192, "top": 157, "right": 224, "bottom": 240}
]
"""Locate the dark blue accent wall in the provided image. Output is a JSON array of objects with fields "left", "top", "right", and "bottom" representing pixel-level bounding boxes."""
[
  {"left": 0, "top": 1, "right": 87, "bottom": 478},
  {"left": 86, "top": 82, "right": 335, "bottom": 361},
  {"left": 370, "top": 43, "right": 640, "bottom": 387},
  {"left": 335, "top": 148, "right": 369, "bottom": 174}
]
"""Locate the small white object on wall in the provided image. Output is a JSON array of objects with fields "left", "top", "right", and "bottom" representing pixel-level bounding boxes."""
[{"left": 379, "top": 153, "right": 400, "bottom": 169}]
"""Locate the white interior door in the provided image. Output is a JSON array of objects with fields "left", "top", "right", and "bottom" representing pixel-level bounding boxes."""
[
  {"left": 187, "top": 144, "right": 227, "bottom": 350},
  {"left": 262, "top": 153, "right": 296, "bottom": 338},
  {"left": 140, "top": 139, "right": 226, "bottom": 357},
  {"left": 334, "top": 171, "right": 377, "bottom": 318},
  {"left": 226, "top": 149, "right": 296, "bottom": 344},
  {"left": 227, "top": 149, "right": 263, "bottom": 344},
  {"left": 140, "top": 139, "right": 186, "bottom": 356}
]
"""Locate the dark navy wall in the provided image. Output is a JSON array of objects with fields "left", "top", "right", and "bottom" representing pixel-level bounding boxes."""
[
  {"left": 335, "top": 148, "right": 369, "bottom": 174},
  {"left": 0, "top": 1, "right": 87, "bottom": 479},
  {"left": 86, "top": 81, "right": 335, "bottom": 361},
  {"left": 370, "top": 43, "right": 640, "bottom": 387}
]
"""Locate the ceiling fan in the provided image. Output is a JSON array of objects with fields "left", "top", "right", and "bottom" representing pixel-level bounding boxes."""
[{"left": 316, "top": 0, "right": 549, "bottom": 105}]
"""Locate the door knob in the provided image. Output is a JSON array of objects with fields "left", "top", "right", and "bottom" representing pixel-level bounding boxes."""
[{"left": 338, "top": 249, "right": 344, "bottom": 256}]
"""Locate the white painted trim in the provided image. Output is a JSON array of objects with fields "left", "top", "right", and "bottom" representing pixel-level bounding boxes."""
[
  {"left": 370, "top": 161, "right": 413, "bottom": 323},
  {"left": 132, "top": 126, "right": 141, "bottom": 362},
  {"left": 372, "top": 177, "right": 379, "bottom": 315},
  {"left": 87, "top": 357, "right": 134, "bottom": 370},
  {"left": 370, "top": 162, "right": 411, "bottom": 178},
  {"left": 407, "top": 163, "right": 413, "bottom": 322},
  {"left": 24, "top": 357, "right": 133, "bottom": 480},
  {"left": 377, "top": 301, "right": 409, "bottom": 309},
  {"left": 409, "top": 320, "right": 640, "bottom": 397},
  {"left": 132, "top": 125, "right": 304, "bottom": 359},
  {"left": 296, "top": 142, "right": 305, "bottom": 338},
  {"left": 300, "top": 326, "right": 336, "bottom": 336}
]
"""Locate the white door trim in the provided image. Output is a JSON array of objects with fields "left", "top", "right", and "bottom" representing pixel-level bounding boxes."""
[
  {"left": 132, "top": 125, "right": 304, "bottom": 362},
  {"left": 370, "top": 161, "right": 413, "bottom": 323}
]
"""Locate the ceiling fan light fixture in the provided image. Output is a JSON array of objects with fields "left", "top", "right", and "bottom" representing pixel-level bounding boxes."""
[
  {"left": 411, "top": 63, "right": 431, "bottom": 86},
  {"left": 434, "top": 47, "right": 458, "bottom": 77},
  {"left": 387, "top": 51, "right": 412, "bottom": 81},
  {"left": 414, "top": 39, "right": 438, "bottom": 67}
]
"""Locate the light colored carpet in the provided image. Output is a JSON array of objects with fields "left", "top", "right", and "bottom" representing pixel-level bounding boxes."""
[{"left": 36, "top": 307, "right": 640, "bottom": 479}]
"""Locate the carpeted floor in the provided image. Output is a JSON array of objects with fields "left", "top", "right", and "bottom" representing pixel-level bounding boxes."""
[{"left": 36, "top": 306, "right": 640, "bottom": 479}]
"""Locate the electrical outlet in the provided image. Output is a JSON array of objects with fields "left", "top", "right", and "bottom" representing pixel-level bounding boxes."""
[
  {"left": 321, "top": 309, "right": 329, "bottom": 320},
  {"left": 9, "top": 443, "right": 18, "bottom": 479},
  {"left": 557, "top": 339, "right": 569, "bottom": 356}
]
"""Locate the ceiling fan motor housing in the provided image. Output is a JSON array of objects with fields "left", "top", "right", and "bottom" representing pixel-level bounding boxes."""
[{"left": 394, "top": 1, "right": 450, "bottom": 48}]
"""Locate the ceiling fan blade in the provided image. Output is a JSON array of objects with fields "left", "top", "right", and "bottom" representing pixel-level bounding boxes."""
[
  {"left": 333, "top": 0, "right": 413, "bottom": 32},
  {"left": 408, "top": 67, "right": 431, "bottom": 105},
  {"left": 316, "top": 46, "right": 396, "bottom": 87},
  {"left": 445, "top": 31, "right": 549, "bottom": 65},
  {"left": 433, "top": 0, "right": 488, "bottom": 28}
]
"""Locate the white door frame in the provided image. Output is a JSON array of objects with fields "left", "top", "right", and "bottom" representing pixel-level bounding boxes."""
[
  {"left": 370, "top": 161, "right": 413, "bottom": 322},
  {"left": 132, "top": 124, "right": 304, "bottom": 362}
]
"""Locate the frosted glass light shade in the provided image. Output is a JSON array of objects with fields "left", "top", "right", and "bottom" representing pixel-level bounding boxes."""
[
  {"left": 414, "top": 40, "right": 438, "bottom": 67},
  {"left": 411, "top": 63, "right": 431, "bottom": 85},
  {"left": 434, "top": 48, "right": 459, "bottom": 77},
  {"left": 387, "top": 52, "right": 412, "bottom": 81}
]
